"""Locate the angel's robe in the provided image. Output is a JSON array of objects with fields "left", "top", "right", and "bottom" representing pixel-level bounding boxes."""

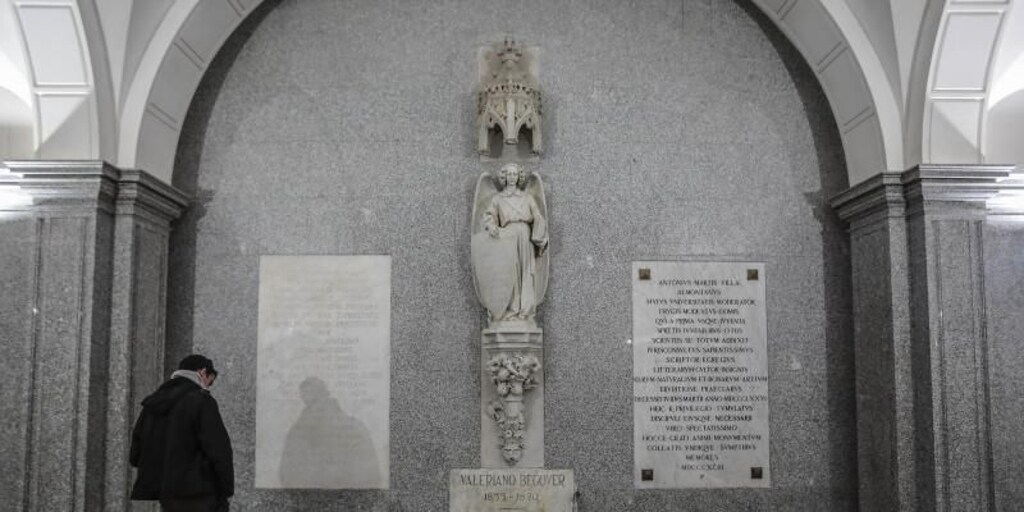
[{"left": 483, "top": 188, "right": 548, "bottom": 321}]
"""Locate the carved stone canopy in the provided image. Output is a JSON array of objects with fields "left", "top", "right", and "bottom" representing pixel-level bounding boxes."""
[{"left": 477, "top": 39, "right": 542, "bottom": 157}]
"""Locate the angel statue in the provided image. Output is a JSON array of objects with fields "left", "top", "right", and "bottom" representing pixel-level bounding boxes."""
[{"left": 470, "top": 163, "right": 549, "bottom": 327}]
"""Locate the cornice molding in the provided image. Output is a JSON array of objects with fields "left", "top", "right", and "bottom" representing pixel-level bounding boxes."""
[
  {"left": 832, "top": 164, "right": 1020, "bottom": 224},
  {"left": 902, "top": 164, "right": 1013, "bottom": 204},
  {"left": 0, "top": 160, "right": 190, "bottom": 221},
  {"left": 830, "top": 171, "right": 904, "bottom": 224}
]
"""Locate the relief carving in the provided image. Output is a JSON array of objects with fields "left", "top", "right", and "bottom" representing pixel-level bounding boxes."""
[
  {"left": 486, "top": 353, "right": 541, "bottom": 465},
  {"left": 478, "top": 39, "right": 542, "bottom": 156},
  {"left": 470, "top": 163, "right": 549, "bottom": 328}
]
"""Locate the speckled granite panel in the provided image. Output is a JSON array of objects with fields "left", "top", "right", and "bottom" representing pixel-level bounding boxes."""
[
  {"left": 31, "top": 216, "right": 89, "bottom": 511},
  {"left": 849, "top": 226, "right": 900, "bottom": 508},
  {"left": 984, "top": 220, "right": 1024, "bottom": 512},
  {"left": 0, "top": 216, "right": 41, "bottom": 512},
  {"left": 904, "top": 207, "right": 937, "bottom": 512},
  {"left": 106, "top": 220, "right": 174, "bottom": 512},
  {"left": 837, "top": 192, "right": 916, "bottom": 512},
  {"left": 905, "top": 198, "right": 994, "bottom": 511},
  {"left": 169, "top": 0, "right": 855, "bottom": 509},
  {"left": 30, "top": 215, "right": 110, "bottom": 512},
  {"left": 85, "top": 209, "right": 116, "bottom": 511}
]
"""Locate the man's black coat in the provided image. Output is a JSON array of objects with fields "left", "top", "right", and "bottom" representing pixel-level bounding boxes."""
[{"left": 129, "top": 376, "right": 234, "bottom": 501}]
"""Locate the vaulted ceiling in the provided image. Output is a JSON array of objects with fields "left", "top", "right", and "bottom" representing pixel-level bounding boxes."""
[{"left": 1, "top": 0, "right": 1020, "bottom": 186}]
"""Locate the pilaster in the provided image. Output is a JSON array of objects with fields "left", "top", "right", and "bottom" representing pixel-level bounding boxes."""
[
  {"left": 832, "top": 172, "right": 915, "bottom": 512},
  {"left": 0, "top": 161, "right": 188, "bottom": 512},
  {"left": 0, "top": 161, "right": 119, "bottom": 512},
  {"left": 831, "top": 164, "right": 1013, "bottom": 512},
  {"left": 901, "top": 165, "right": 1005, "bottom": 512},
  {"left": 104, "top": 170, "right": 189, "bottom": 512}
]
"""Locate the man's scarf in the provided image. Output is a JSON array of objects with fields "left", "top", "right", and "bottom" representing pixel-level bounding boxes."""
[{"left": 171, "top": 369, "right": 207, "bottom": 390}]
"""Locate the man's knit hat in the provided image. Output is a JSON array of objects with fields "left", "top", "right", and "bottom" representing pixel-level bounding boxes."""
[{"left": 177, "top": 354, "right": 215, "bottom": 373}]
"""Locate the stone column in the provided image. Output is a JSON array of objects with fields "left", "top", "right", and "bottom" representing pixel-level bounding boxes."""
[
  {"left": 832, "top": 172, "right": 916, "bottom": 512},
  {"left": 832, "top": 164, "right": 1010, "bottom": 512},
  {"left": 104, "top": 170, "right": 189, "bottom": 512},
  {"left": 0, "top": 161, "right": 187, "bottom": 512},
  {"left": 901, "top": 165, "right": 1003, "bottom": 512}
]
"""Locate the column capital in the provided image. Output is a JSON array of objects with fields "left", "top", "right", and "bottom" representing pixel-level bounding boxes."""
[
  {"left": 1, "top": 160, "right": 119, "bottom": 213},
  {"left": 830, "top": 171, "right": 904, "bottom": 226},
  {"left": 115, "top": 169, "right": 189, "bottom": 226},
  {"left": 901, "top": 164, "right": 1013, "bottom": 207},
  {"left": 1, "top": 160, "right": 189, "bottom": 224}
]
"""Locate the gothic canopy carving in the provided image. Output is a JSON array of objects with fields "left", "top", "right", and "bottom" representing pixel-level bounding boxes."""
[{"left": 477, "top": 39, "right": 542, "bottom": 157}]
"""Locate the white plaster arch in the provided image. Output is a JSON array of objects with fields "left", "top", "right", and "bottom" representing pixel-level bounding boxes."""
[
  {"left": 116, "top": 0, "right": 908, "bottom": 186},
  {"left": 752, "top": 0, "right": 904, "bottom": 185},
  {"left": 117, "top": 0, "right": 258, "bottom": 181}
]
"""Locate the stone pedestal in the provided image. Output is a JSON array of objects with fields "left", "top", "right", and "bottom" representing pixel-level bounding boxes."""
[
  {"left": 832, "top": 164, "right": 1012, "bottom": 512},
  {"left": 481, "top": 326, "right": 544, "bottom": 468},
  {"left": 0, "top": 161, "right": 187, "bottom": 512}
]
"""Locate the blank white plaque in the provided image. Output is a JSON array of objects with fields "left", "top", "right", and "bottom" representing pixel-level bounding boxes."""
[{"left": 255, "top": 255, "right": 390, "bottom": 489}]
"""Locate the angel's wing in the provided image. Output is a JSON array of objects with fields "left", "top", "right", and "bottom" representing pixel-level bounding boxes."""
[
  {"left": 471, "top": 171, "right": 498, "bottom": 235},
  {"left": 526, "top": 171, "right": 550, "bottom": 305},
  {"left": 470, "top": 171, "right": 499, "bottom": 307}
]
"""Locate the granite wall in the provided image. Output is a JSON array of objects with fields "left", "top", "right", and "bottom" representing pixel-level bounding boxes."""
[
  {"left": 985, "top": 219, "right": 1024, "bottom": 512},
  {"left": 168, "top": 0, "right": 856, "bottom": 510}
]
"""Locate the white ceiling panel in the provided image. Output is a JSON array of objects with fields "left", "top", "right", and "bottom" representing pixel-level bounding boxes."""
[
  {"left": 17, "top": 5, "right": 88, "bottom": 86},
  {"left": 36, "top": 92, "right": 93, "bottom": 158},
  {"left": 933, "top": 12, "right": 1002, "bottom": 91},
  {"left": 929, "top": 98, "right": 983, "bottom": 162}
]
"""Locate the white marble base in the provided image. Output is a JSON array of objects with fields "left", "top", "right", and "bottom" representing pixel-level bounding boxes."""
[
  {"left": 481, "top": 327, "right": 544, "bottom": 468},
  {"left": 450, "top": 469, "right": 574, "bottom": 512}
]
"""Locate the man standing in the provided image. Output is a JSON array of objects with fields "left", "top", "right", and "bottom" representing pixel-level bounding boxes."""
[{"left": 130, "top": 355, "right": 234, "bottom": 511}]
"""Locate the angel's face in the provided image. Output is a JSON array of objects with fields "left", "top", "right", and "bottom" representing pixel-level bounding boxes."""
[{"left": 502, "top": 166, "right": 521, "bottom": 189}]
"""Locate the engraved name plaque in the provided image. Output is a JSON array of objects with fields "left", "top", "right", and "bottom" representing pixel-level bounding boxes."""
[{"left": 450, "top": 469, "right": 575, "bottom": 512}]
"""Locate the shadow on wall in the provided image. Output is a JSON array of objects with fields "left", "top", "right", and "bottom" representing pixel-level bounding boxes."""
[{"left": 279, "top": 377, "right": 382, "bottom": 489}]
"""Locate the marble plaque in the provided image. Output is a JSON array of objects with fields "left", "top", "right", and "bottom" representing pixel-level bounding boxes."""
[
  {"left": 632, "top": 261, "right": 770, "bottom": 488},
  {"left": 255, "top": 255, "right": 390, "bottom": 489},
  {"left": 450, "top": 469, "right": 575, "bottom": 512}
]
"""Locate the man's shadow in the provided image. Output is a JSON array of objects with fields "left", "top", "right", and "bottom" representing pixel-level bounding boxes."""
[{"left": 278, "top": 377, "right": 382, "bottom": 489}]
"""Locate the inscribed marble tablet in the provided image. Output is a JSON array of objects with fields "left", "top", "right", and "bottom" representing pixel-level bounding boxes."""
[
  {"left": 632, "top": 261, "right": 770, "bottom": 488},
  {"left": 255, "top": 255, "right": 390, "bottom": 489},
  {"left": 450, "top": 469, "right": 575, "bottom": 512}
]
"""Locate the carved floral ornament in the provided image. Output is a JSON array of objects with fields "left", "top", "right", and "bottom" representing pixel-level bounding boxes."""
[{"left": 486, "top": 353, "right": 541, "bottom": 465}]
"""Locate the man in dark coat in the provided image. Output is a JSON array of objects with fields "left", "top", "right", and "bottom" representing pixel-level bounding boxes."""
[{"left": 130, "top": 354, "right": 234, "bottom": 511}]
